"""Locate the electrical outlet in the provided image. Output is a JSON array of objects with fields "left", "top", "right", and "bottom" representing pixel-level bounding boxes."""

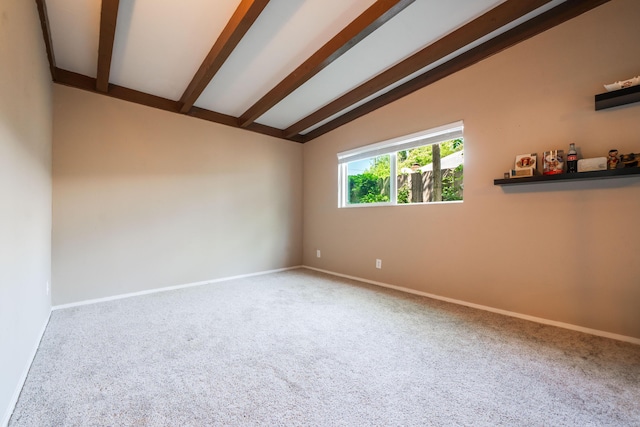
[
  {"left": 317, "top": 250, "right": 321, "bottom": 258},
  {"left": 376, "top": 259, "right": 382, "bottom": 269},
  {"left": 46, "top": 280, "right": 50, "bottom": 295}
]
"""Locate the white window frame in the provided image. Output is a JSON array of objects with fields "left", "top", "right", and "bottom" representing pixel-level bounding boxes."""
[{"left": 337, "top": 121, "right": 464, "bottom": 208}]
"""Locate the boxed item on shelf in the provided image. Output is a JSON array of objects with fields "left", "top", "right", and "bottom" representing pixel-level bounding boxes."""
[
  {"left": 510, "top": 168, "right": 534, "bottom": 178},
  {"left": 578, "top": 157, "right": 607, "bottom": 172}
]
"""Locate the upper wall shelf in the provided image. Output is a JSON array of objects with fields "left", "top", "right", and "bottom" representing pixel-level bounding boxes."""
[
  {"left": 494, "top": 167, "right": 640, "bottom": 186},
  {"left": 595, "top": 85, "right": 640, "bottom": 111}
]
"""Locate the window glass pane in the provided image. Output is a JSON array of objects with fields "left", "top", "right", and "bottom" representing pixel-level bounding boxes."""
[
  {"left": 346, "top": 154, "right": 391, "bottom": 204},
  {"left": 337, "top": 123, "right": 464, "bottom": 208},
  {"left": 397, "top": 139, "right": 463, "bottom": 204}
]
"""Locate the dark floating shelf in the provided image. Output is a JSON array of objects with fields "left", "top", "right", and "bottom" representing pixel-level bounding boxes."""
[
  {"left": 595, "top": 85, "right": 640, "bottom": 111},
  {"left": 494, "top": 167, "right": 640, "bottom": 186}
]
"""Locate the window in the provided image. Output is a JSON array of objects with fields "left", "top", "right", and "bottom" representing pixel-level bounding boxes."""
[{"left": 338, "top": 121, "right": 464, "bottom": 207}]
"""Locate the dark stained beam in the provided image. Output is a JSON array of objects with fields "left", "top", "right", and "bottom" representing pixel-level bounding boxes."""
[
  {"left": 245, "top": 122, "right": 305, "bottom": 142},
  {"left": 53, "top": 68, "right": 304, "bottom": 143},
  {"left": 179, "top": 0, "right": 271, "bottom": 114},
  {"left": 238, "top": 0, "right": 415, "bottom": 128},
  {"left": 301, "top": 0, "right": 612, "bottom": 141},
  {"left": 56, "top": 68, "right": 180, "bottom": 112},
  {"left": 188, "top": 108, "right": 305, "bottom": 142},
  {"left": 284, "top": 0, "right": 553, "bottom": 138},
  {"left": 55, "top": 68, "right": 96, "bottom": 92},
  {"left": 96, "top": 0, "right": 120, "bottom": 92},
  {"left": 35, "top": 0, "right": 56, "bottom": 80}
]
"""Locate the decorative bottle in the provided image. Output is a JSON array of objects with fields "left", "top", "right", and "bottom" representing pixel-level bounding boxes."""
[{"left": 567, "top": 143, "right": 578, "bottom": 173}]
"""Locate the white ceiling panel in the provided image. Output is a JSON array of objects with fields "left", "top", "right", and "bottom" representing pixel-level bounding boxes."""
[
  {"left": 255, "top": 0, "right": 506, "bottom": 129},
  {"left": 46, "top": 0, "right": 101, "bottom": 77},
  {"left": 193, "top": 0, "right": 377, "bottom": 116},
  {"left": 108, "top": 0, "right": 242, "bottom": 101}
]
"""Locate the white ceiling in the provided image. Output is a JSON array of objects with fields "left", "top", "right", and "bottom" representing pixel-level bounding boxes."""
[{"left": 43, "top": 0, "right": 572, "bottom": 139}]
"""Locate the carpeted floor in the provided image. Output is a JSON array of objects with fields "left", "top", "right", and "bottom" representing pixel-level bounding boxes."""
[{"left": 9, "top": 269, "right": 640, "bottom": 426}]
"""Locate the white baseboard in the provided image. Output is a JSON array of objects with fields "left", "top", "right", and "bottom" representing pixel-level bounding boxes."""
[
  {"left": 303, "top": 266, "right": 640, "bottom": 346},
  {"left": 2, "top": 311, "right": 52, "bottom": 427},
  {"left": 52, "top": 266, "right": 304, "bottom": 310}
]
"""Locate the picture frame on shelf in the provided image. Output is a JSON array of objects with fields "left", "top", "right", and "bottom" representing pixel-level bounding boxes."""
[
  {"left": 543, "top": 150, "right": 564, "bottom": 175},
  {"left": 511, "top": 153, "right": 537, "bottom": 178}
]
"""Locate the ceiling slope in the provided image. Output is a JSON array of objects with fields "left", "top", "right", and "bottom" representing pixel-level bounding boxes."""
[
  {"left": 36, "top": 0, "right": 612, "bottom": 143},
  {"left": 282, "top": 0, "right": 554, "bottom": 138},
  {"left": 301, "top": 0, "right": 613, "bottom": 140},
  {"left": 237, "top": 0, "right": 415, "bottom": 128},
  {"left": 179, "top": 0, "right": 271, "bottom": 114}
]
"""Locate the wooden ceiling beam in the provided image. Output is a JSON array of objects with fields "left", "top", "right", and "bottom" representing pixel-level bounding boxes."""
[
  {"left": 237, "top": 0, "right": 415, "bottom": 128},
  {"left": 56, "top": 68, "right": 180, "bottom": 112},
  {"left": 96, "top": 0, "right": 120, "bottom": 93},
  {"left": 283, "top": 0, "right": 554, "bottom": 139},
  {"left": 187, "top": 108, "right": 305, "bottom": 142},
  {"left": 35, "top": 0, "right": 56, "bottom": 80},
  {"left": 179, "top": 0, "right": 270, "bottom": 114},
  {"left": 54, "top": 68, "right": 304, "bottom": 143},
  {"left": 302, "top": 0, "right": 612, "bottom": 141}
]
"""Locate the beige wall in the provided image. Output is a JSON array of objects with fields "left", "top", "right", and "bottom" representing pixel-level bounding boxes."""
[
  {"left": 0, "top": 0, "right": 53, "bottom": 424},
  {"left": 52, "top": 86, "right": 303, "bottom": 305},
  {"left": 302, "top": 0, "right": 640, "bottom": 339}
]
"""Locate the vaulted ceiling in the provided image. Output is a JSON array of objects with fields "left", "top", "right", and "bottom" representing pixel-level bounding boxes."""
[{"left": 36, "top": 0, "right": 610, "bottom": 142}]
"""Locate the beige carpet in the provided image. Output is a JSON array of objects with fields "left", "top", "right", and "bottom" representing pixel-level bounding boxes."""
[{"left": 9, "top": 269, "right": 640, "bottom": 426}]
